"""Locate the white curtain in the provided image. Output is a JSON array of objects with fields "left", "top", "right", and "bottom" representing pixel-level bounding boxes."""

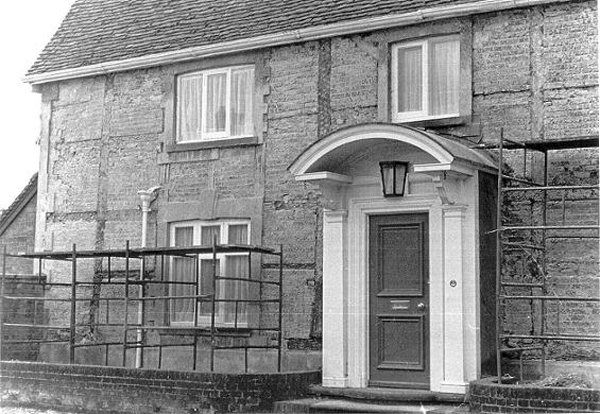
[
  {"left": 397, "top": 46, "right": 423, "bottom": 113},
  {"left": 177, "top": 75, "right": 202, "bottom": 141},
  {"left": 201, "top": 225, "right": 221, "bottom": 246},
  {"left": 431, "top": 39, "right": 460, "bottom": 116},
  {"left": 224, "top": 256, "right": 249, "bottom": 324},
  {"left": 224, "top": 225, "right": 249, "bottom": 324},
  {"left": 231, "top": 69, "right": 254, "bottom": 136},
  {"left": 206, "top": 73, "right": 226, "bottom": 133},
  {"left": 200, "top": 259, "right": 218, "bottom": 316},
  {"left": 172, "top": 227, "right": 194, "bottom": 323}
]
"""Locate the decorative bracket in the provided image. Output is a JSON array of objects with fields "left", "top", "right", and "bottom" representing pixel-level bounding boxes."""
[{"left": 431, "top": 173, "right": 454, "bottom": 206}]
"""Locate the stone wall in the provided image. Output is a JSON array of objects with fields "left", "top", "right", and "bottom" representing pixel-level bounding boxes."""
[{"left": 32, "top": 0, "right": 598, "bottom": 359}]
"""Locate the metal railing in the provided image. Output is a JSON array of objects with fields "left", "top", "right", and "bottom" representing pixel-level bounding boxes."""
[{"left": 1, "top": 242, "right": 284, "bottom": 372}]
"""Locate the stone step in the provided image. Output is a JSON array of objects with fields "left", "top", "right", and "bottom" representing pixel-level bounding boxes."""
[
  {"left": 272, "top": 398, "right": 470, "bottom": 413},
  {"left": 309, "top": 385, "right": 467, "bottom": 403}
]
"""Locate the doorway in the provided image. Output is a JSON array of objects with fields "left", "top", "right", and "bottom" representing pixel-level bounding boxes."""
[{"left": 368, "top": 213, "right": 429, "bottom": 388}]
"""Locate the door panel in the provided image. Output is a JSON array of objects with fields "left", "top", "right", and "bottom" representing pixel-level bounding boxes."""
[{"left": 369, "top": 213, "right": 429, "bottom": 388}]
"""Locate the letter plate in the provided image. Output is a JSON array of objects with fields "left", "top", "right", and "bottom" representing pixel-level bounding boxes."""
[{"left": 391, "top": 300, "right": 410, "bottom": 310}]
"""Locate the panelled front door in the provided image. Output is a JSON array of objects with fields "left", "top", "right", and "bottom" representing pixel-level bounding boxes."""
[{"left": 369, "top": 213, "right": 429, "bottom": 388}]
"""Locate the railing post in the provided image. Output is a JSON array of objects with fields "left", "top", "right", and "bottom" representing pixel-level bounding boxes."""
[
  {"left": 495, "top": 130, "right": 504, "bottom": 382},
  {"left": 210, "top": 235, "right": 218, "bottom": 372},
  {"left": 122, "top": 240, "right": 130, "bottom": 367},
  {"left": 278, "top": 244, "right": 283, "bottom": 372},
  {"left": 193, "top": 254, "right": 199, "bottom": 371},
  {"left": 1, "top": 245, "right": 6, "bottom": 361},
  {"left": 70, "top": 243, "right": 77, "bottom": 364}
]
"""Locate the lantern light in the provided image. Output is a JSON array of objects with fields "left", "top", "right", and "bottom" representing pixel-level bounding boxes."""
[{"left": 379, "top": 161, "right": 409, "bottom": 197}]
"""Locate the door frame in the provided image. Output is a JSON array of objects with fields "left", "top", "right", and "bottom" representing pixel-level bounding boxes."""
[
  {"left": 323, "top": 182, "right": 479, "bottom": 394},
  {"left": 346, "top": 194, "right": 438, "bottom": 389}
]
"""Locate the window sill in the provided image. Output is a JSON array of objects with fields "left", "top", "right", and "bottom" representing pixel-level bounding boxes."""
[
  {"left": 166, "top": 136, "right": 259, "bottom": 152},
  {"left": 157, "top": 326, "right": 252, "bottom": 337},
  {"left": 395, "top": 115, "right": 468, "bottom": 129}
]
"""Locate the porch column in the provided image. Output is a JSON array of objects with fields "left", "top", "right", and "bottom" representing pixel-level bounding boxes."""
[
  {"left": 322, "top": 209, "right": 348, "bottom": 387},
  {"left": 442, "top": 206, "right": 467, "bottom": 392}
]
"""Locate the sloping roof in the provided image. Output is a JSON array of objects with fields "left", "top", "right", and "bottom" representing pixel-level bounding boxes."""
[
  {"left": 28, "top": 0, "right": 486, "bottom": 77},
  {"left": 0, "top": 173, "right": 38, "bottom": 237}
]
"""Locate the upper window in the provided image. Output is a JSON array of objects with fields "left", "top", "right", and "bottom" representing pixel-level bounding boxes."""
[
  {"left": 391, "top": 36, "right": 460, "bottom": 122},
  {"left": 169, "top": 219, "right": 250, "bottom": 326},
  {"left": 176, "top": 65, "right": 254, "bottom": 142}
]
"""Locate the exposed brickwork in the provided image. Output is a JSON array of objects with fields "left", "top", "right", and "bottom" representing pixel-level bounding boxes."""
[
  {"left": 0, "top": 361, "right": 320, "bottom": 413},
  {"left": 470, "top": 378, "right": 600, "bottom": 413},
  {"left": 0, "top": 277, "right": 46, "bottom": 361},
  {"left": 0, "top": 196, "right": 36, "bottom": 275}
]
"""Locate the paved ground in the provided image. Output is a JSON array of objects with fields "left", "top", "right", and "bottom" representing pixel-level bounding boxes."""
[{"left": 2, "top": 407, "right": 82, "bottom": 414}]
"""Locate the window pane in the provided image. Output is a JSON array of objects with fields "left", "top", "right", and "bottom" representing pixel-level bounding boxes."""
[
  {"left": 397, "top": 46, "right": 423, "bottom": 113},
  {"left": 174, "top": 226, "right": 194, "bottom": 247},
  {"left": 171, "top": 257, "right": 195, "bottom": 323},
  {"left": 206, "top": 73, "right": 227, "bottom": 133},
  {"left": 231, "top": 68, "right": 254, "bottom": 136},
  {"left": 171, "top": 226, "right": 195, "bottom": 322},
  {"left": 223, "top": 256, "right": 249, "bottom": 324},
  {"left": 201, "top": 225, "right": 221, "bottom": 245},
  {"left": 381, "top": 165, "right": 394, "bottom": 195},
  {"left": 200, "top": 259, "right": 219, "bottom": 315},
  {"left": 430, "top": 38, "right": 460, "bottom": 116},
  {"left": 177, "top": 75, "right": 202, "bottom": 141},
  {"left": 228, "top": 224, "right": 248, "bottom": 244}
]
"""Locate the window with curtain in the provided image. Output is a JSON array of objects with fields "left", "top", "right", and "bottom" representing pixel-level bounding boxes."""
[
  {"left": 391, "top": 35, "right": 460, "bottom": 122},
  {"left": 177, "top": 66, "right": 254, "bottom": 142},
  {"left": 169, "top": 220, "right": 250, "bottom": 326}
]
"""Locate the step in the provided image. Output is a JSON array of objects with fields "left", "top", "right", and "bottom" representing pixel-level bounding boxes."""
[
  {"left": 272, "top": 398, "right": 470, "bottom": 413},
  {"left": 309, "top": 385, "right": 467, "bottom": 403}
]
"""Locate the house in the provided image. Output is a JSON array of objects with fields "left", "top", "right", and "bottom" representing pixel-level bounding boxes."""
[
  {"left": 18, "top": 0, "right": 598, "bottom": 397},
  {"left": 0, "top": 173, "right": 37, "bottom": 275},
  {"left": 0, "top": 173, "right": 43, "bottom": 361}
]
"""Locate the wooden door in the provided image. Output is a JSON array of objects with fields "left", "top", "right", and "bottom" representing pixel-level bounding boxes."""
[{"left": 369, "top": 213, "right": 429, "bottom": 388}]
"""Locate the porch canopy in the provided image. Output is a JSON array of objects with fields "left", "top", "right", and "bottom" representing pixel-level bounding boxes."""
[{"left": 289, "top": 123, "right": 495, "bottom": 185}]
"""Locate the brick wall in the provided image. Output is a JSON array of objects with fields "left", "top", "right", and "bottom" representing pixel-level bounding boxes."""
[
  {"left": 0, "top": 277, "right": 46, "bottom": 361},
  {"left": 32, "top": 0, "right": 598, "bottom": 360},
  {"left": 470, "top": 377, "right": 600, "bottom": 413},
  {"left": 0, "top": 196, "right": 37, "bottom": 275},
  {"left": 0, "top": 361, "right": 320, "bottom": 413}
]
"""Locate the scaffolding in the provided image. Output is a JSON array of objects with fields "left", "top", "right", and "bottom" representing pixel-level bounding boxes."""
[
  {"left": 0, "top": 241, "right": 284, "bottom": 372},
  {"left": 483, "top": 132, "right": 600, "bottom": 382}
]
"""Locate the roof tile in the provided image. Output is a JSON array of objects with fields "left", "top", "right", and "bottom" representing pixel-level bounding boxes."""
[{"left": 28, "top": 0, "right": 482, "bottom": 76}]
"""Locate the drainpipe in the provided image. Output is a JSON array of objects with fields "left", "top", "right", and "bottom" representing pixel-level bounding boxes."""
[{"left": 136, "top": 186, "right": 161, "bottom": 368}]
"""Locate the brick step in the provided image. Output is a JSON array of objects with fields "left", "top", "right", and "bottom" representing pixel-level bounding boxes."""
[{"left": 272, "top": 398, "right": 470, "bottom": 413}]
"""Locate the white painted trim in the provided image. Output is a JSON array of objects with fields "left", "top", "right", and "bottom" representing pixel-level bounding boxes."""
[
  {"left": 322, "top": 209, "right": 349, "bottom": 388},
  {"left": 413, "top": 162, "right": 474, "bottom": 176},
  {"left": 289, "top": 124, "right": 455, "bottom": 176},
  {"left": 23, "top": 0, "right": 565, "bottom": 85},
  {"left": 346, "top": 195, "right": 438, "bottom": 388},
  {"left": 295, "top": 171, "right": 353, "bottom": 184}
]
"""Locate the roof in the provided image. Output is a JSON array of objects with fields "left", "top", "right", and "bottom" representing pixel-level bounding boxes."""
[
  {"left": 0, "top": 173, "right": 38, "bottom": 237},
  {"left": 27, "top": 0, "right": 496, "bottom": 77}
]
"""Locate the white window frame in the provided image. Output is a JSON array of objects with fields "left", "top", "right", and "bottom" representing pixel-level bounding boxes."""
[
  {"left": 169, "top": 219, "right": 251, "bottom": 327},
  {"left": 176, "top": 65, "right": 255, "bottom": 143},
  {"left": 391, "top": 35, "right": 460, "bottom": 123}
]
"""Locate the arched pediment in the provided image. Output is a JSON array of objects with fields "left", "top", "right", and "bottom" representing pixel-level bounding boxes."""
[{"left": 288, "top": 123, "right": 495, "bottom": 179}]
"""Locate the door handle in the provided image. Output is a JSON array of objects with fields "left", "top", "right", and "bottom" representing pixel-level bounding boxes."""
[{"left": 417, "top": 302, "right": 426, "bottom": 311}]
